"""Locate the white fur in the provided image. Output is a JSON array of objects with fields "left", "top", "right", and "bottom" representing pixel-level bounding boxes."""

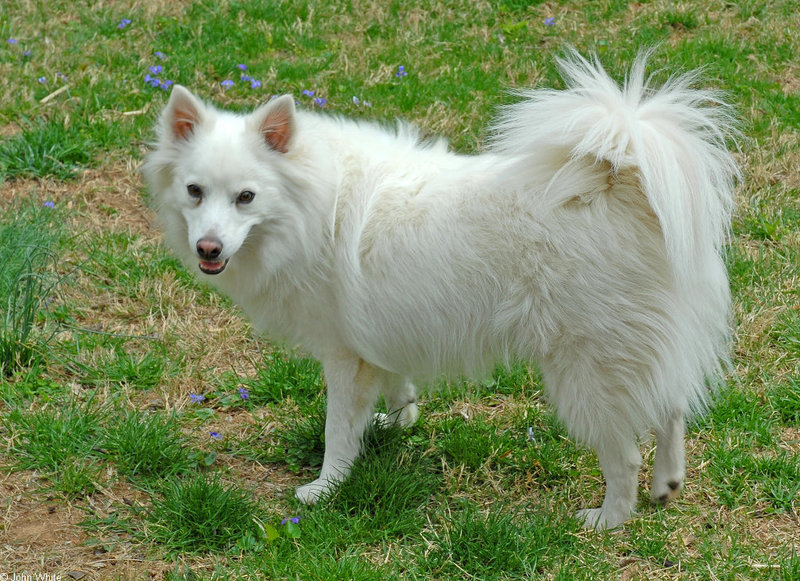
[{"left": 143, "top": 51, "right": 739, "bottom": 530}]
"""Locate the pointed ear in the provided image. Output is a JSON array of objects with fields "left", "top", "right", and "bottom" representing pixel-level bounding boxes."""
[
  {"left": 163, "top": 85, "right": 205, "bottom": 141},
  {"left": 254, "top": 95, "right": 295, "bottom": 153}
]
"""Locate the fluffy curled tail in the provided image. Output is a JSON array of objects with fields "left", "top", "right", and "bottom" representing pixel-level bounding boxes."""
[{"left": 491, "top": 50, "right": 741, "bottom": 279}]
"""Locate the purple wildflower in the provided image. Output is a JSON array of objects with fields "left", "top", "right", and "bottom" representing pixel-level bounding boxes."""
[
  {"left": 118, "top": 18, "right": 131, "bottom": 29},
  {"left": 210, "top": 431, "right": 222, "bottom": 440},
  {"left": 37, "top": 76, "right": 47, "bottom": 84},
  {"left": 189, "top": 393, "right": 205, "bottom": 403},
  {"left": 22, "top": 49, "right": 32, "bottom": 58},
  {"left": 395, "top": 65, "right": 407, "bottom": 78},
  {"left": 240, "top": 74, "right": 251, "bottom": 82},
  {"left": 155, "top": 51, "right": 166, "bottom": 59},
  {"left": 221, "top": 79, "right": 234, "bottom": 89},
  {"left": 238, "top": 387, "right": 250, "bottom": 400},
  {"left": 281, "top": 516, "right": 301, "bottom": 525},
  {"left": 159, "top": 79, "right": 174, "bottom": 90},
  {"left": 250, "top": 79, "right": 262, "bottom": 89},
  {"left": 43, "top": 201, "right": 55, "bottom": 209},
  {"left": 544, "top": 17, "right": 555, "bottom": 27},
  {"left": 301, "top": 89, "right": 315, "bottom": 97},
  {"left": 237, "top": 63, "right": 248, "bottom": 71},
  {"left": 314, "top": 97, "right": 327, "bottom": 107},
  {"left": 149, "top": 65, "right": 163, "bottom": 75},
  {"left": 7, "top": 38, "right": 18, "bottom": 45}
]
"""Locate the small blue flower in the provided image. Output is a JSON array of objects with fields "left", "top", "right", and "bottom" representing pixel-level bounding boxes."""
[
  {"left": 238, "top": 387, "right": 250, "bottom": 400},
  {"left": 43, "top": 201, "right": 55, "bottom": 209},
  {"left": 154, "top": 51, "right": 166, "bottom": 59},
  {"left": 37, "top": 76, "right": 47, "bottom": 84},
  {"left": 395, "top": 65, "right": 408, "bottom": 78},
  {"left": 210, "top": 431, "right": 222, "bottom": 440},
  {"left": 159, "top": 79, "right": 174, "bottom": 90},
  {"left": 314, "top": 97, "right": 327, "bottom": 107},
  {"left": 56, "top": 72, "right": 68, "bottom": 82},
  {"left": 281, "top": 516, "right": 301, "bottom": 525},
  {"left": 22, "top": 49, "right": 32, "bottom": 58},
  {"left": 237, "top": 63, "right": 248, "bottom": 71},
  {"left": 301, "top": 89, "right": 315, "bottom": 98},
  {"left": 190, "top": 393, "right": 205, "bottom": 403},
  {"left": 149, "top": 65, "right": 163, "bottom": 75},
  {"left": 7, "top": 38, "right": 18, "bottom": 45},
  {"left": 221, "top": 79, "right": 234, "bottom": 89},
  {"left": 240, "top": 74, "right": 251, "bottom": 82},
  {"left": 118, "top": 18, "right": 131, "bottom": 29},
  {"left": 250, "top": 79, "right": 261, "bottom": 89},
  {"left": 544, "top": 17, "right": 555, "bottom": 27},
  {"left": 352, "top": 96, "right": 360, "bottom": 106}
]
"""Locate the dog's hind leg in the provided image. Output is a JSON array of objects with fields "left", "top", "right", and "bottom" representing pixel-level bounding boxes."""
[
  {"left": 295, "top": 354, "right": 380, "bottom": 504},
  {"left": 375, "top": 375, "right": 419, "bottom": 429},
  {"left": 541, "top": 355, "right": 643, "bottom": 530},
  {"left": 650, "top": 409, "right": 686, "bottom": 504}
]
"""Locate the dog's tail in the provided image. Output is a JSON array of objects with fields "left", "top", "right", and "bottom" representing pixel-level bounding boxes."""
[{"left": 490, "top": 50, "right": 740, "bottom": 279}]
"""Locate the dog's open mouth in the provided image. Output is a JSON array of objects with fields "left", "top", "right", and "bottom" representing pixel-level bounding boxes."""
[{"left": 199, "top": 259, "right": 229, "bottom": 275}]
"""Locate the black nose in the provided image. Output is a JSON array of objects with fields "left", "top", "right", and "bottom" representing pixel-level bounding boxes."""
[{"left": 196, "top": 237, "right": 223, "bottom": 260}]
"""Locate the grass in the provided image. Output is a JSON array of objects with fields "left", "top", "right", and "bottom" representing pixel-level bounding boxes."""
[
  {"left": 143, "top": 473, "right": 264, "bottom": 555},
  {"left": 0, "top": 201, "right": 64, "bottom": 377},
  {"left": 0, "top": 0, "right": 799, "bottom": 578},
  {"left": 0, "top": 116, "right": 96, "bottom": 181},
  {"left": 105, "top": 410, "right": 193, "bottom": 480}
]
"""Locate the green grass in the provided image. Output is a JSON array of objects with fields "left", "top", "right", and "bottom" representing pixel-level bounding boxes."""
[
  {"left": 423, "top": 504, "right": 578, "bottom": 578},
  {"left": 0, "top": 116, "right": 96, "bottom": 181},
  {"left": 144, "top": 473, "right": 264, "bottom": 554},
  {"left": 105, "top": 410, "right": 193, "bottom": 480},
  {"left": 0, "top": 202, "right": 64, "bottom": 377},
  {"left": 240, "top": 349, "right": 324, "bottom": 405},
  {"left": 1, "top": 0, "right": 799, "bottom": 577}
]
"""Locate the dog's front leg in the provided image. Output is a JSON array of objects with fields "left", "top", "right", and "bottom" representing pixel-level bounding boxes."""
[{"left": 295, "top": 353, "right": 380, "bottom": 504}]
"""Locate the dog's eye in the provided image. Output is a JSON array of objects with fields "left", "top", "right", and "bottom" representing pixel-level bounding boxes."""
[
  {"left": 237, "top": 190, "right": 256, "bottom": 204},
  {"left": 187, "top": 184, "right": 203, "bottom": 199}
]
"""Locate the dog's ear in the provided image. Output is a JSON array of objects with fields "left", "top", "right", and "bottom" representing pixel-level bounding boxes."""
[
  {"left": 255, "top": 95, "right": 295, "bottom": 154},
  {"left": 164, "top": 85, "right": 205, "bottom": 141}
]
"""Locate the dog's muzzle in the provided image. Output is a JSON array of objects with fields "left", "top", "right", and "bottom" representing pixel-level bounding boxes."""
[{"left": 196, "top": 237, "right": 228, "bottom": 275}]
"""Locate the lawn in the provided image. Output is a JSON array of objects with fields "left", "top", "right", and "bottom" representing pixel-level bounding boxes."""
[{"left": 0, "top": 0, "right": 798, "bottom": 579}]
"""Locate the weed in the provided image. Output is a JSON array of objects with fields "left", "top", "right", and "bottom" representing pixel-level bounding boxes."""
[
  {"left": 4, "top": 398, "right": 106, "bottom": 472},
  {"left": 267, "top": 396, "right": 327, "bottom": 472},
  {"left": 0, "top": 117, "right": 95, "bottom": 180},
  {"left": 145, "top": 473, "right": 263, "bottom": 554},
  {"left": 424, "top": 503, "right": 576, "bottom": 578},
  {"left": 311, "top": 422, "right": 441, "bottom": 543},
  {"left": 105, "top": 410, "right": 192, "bottom": 480},
  {"left": 245, "top": 349, "right": 324, "bottom": 405},
  {"left": 0, "top": 203, "right": 64, "bottom": 376}
]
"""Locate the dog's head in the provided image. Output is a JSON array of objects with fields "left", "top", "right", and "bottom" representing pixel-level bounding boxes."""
[{"left": 144, "top": 86, "right": 324, "bottom": 280}]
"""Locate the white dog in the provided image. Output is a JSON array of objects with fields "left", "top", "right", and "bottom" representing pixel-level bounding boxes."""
[{"left": 143, "top": 51, "right": 739, "bottom": 529}]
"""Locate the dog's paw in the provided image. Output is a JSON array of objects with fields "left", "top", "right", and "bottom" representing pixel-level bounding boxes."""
[
  {"left": 374, "top": 402, "right": 419, "bottom": 429},
  {"left": 649, "top": 476, "right": 683, "bottom": 505},
  {"left": 576, "top": 507, "right": 630, "bottom": 531},
  {"left": 295, "top": 478, "right": 334, "bottom": 505}
]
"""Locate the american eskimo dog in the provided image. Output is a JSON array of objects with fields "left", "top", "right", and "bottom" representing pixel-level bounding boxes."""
[{"left": 143, "top": 51, "right": 739, "bottom": 529}]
